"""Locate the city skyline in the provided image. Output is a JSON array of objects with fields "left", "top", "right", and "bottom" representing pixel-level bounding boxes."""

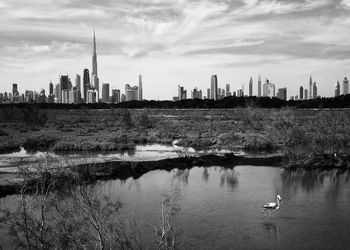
[{"left": 2, "top": 0, "right": 350, "bottom": 99}]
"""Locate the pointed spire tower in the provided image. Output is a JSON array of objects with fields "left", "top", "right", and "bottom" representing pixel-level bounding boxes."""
[
  {"left": 92, "top": 29, "right": 99, "bottom": 100},
  {"left": 309, "top": 76, "right": 312, "bottom": 99},
  {"left": 92, "top": 29, "right": 98, "bottom": 77}
]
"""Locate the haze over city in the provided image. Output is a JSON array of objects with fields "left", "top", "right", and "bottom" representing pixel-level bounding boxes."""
[{"left": 1, "top": 0, "right": 350, "bottom": 99}]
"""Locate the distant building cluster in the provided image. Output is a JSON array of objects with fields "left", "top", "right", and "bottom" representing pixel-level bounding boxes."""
[
  {"left": 1, "top": 30, "right": 350, "bottom": 104},
  {"left": 171, "top": 72, "right": 350, "bottom": 102},
  {"left": 0, "top": 31, "right": 143, "bottom": 104},
  {"left": 173, "top": 75, "right": 287, "bottom": 101}
]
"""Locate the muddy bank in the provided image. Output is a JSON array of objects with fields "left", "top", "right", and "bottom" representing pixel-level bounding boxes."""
[{"left": 0, "top": 154, "right": 283, "bottom": 198}]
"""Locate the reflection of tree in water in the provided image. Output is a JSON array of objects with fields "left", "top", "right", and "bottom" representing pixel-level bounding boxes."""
[
  {"left": 173, "top": 169, "right": 190, "bottom": 185},
  {"left": 281, "top": 168, "right": 349, "bottom": 201},
  {"left": 220, "top": 169, "right": 238, "bottom": 190},
  {"left": 202, "top": 168, "right": 209, "bottom": 182}
]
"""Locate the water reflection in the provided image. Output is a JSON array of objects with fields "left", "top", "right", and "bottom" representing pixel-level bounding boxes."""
[
  {"left": 173, "top": 169, "right": 190, "bottom": 185},
  {"left": 202, "top": 168, "right": 209, "bottom": 182},
  {"left": 280, "top": 168, "right": 350, "bottom": 201},
  {"left": 262, "top": 221, "right": 281, "bottom": 243},
  {"left": 220, "top": 169, "right": 238, "bottom": 190}
]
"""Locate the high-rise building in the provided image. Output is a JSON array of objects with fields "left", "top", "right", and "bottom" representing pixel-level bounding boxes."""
[
  {"left": 121, "top": 94, "right": 126, "bottom": 102},
  {"left": 87, "top": 90, "right": 96, "bottom": 104},
  {"left": 75, "top": 75, "right": 81, "bottom": 92},
  {"left": 138, "top": 74, "right": 143, "bottom": 100},
  {"left": 111, "top": 89, "right": 121, "bottom": 103},
  {"left": 335, "top": 81, "right": 340, "bottom": 97},
  {"left": 277, "top": 88, "right": 287, "bottom": 100},
  {"left": 38, "top": 89, "right": 46, "bottom": 103},
  {"left": 299, "top": 86, "right": 304, "bottom": 100},
  {"left": 191, "top": 87, "right": 202, "bottom": 99},
  {"left": 91, "top": 30, "right": 99, "bottom": 100},
  {"left": 75, "top": 75, "right": 81, "bottom": 103},
  {"left": 304, "top": 89, "right": 308, "bottom": 100},
  {"left": 60, "top": 75, "right": 69, "bottom": 90},
  {"left": 207, "top": 89, "right": 210, "bottom": 99},
  {"left": 68, "top": 88, "right": 78, "bottom": 104},
  {"left": 54, "top": 83, "right": 62, "bottom": 103},
  {"left": 12, "top": 83, "right": 19, "bottom": 96},
  {"left": 125, "top": 84, "right": 139, "bottom": 101},
  {"left": 263, "top": 79, "right": 275, "bottom": 97},
  {"left": 249, "top": 77, "right": 253, "bottom": 96},
  {"left": 258, "top": 75, "right": 262, "bottom": 97},
  {"left": 49, "top": 82, "right": 54, "bottom": 96},
  {"left": 102, "top": 83, "right": 110, "bottom": 103},
  {"left": 237, "top": 89, "right": 244, "bottom": 97},
  {"left": 309, "top": 76, "right": 312, "bottom": 99},
  {"left": 83, "top": 69, "right": 90, "bottom": 102},
  {"left": 178, "top": 85, "right": 187, "bottom": 100},
  {"left": 225, "top": 84, "right": 231, "bottom": 97},
  {"left": 210, "top": 75, "right": 218, "bottom": 100},
  {"left": 313, "top": 82, "right": 318, "bottom": 99},
  {"left": 343, "top": 77, "right": 349, "bottom": 95},
  {"left": 62, "top": 89, "right": 70, "bottom": 104}
]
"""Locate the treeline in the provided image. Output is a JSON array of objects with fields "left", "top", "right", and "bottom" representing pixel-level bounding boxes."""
[{"left": 1, "top": 94, "right": 350, "bottom": 110}]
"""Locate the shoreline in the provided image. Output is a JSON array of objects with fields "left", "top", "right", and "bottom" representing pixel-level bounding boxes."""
[{"left": 1, "top": 152, "right": 349, "bottom": 198}]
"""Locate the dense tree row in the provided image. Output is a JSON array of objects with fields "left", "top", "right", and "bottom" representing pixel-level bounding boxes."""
[{"left": 0, "top": 94, "right": 350, "bottom": 110}]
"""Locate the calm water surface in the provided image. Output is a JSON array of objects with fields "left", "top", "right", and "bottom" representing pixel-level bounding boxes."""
[
  {"left": 1, "top": 165, "right": 349, "bottom": 249},
  {"left": 100, "top": 166, "right": 350, "bottom": 250}
]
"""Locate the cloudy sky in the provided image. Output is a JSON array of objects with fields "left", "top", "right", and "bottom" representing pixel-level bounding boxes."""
[{"left": 1, "top": 0, "right": 350, "bottom": 99}]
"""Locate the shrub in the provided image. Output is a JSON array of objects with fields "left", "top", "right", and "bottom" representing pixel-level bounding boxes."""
[
  {"left": 0, "top": 129, "right": 9, "bottom": 136},
  {"left": 23, "top": 135, "right": 59, "bottom": 150},
  {"left": 243, "top": 134, "right": 278, "bottom": 151},
  {"left": 0, "top": 140, "right": 21, "bottom": 153}
]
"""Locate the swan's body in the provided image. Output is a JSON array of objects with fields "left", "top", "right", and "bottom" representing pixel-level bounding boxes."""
[{"left": 262, "top": 195, "right": 282, "bottom": 217}]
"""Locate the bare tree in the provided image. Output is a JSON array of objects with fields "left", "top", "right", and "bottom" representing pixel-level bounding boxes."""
[{"left": 153, "top": 189, "right": 181, "bottom": 250}]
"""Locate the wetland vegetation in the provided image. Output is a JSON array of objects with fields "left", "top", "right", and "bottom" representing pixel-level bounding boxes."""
[{"left": 0, "top": 105, "right": 349, "bottom": 168}]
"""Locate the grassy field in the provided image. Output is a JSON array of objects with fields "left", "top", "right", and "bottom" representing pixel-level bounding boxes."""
[{"left": 0, "top": 107, "right": 349, "bottom": 167}]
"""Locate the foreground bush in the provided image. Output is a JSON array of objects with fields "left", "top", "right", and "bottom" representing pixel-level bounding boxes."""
[{"left": 23, "top": 135, "right": 59, "bottom": 150}]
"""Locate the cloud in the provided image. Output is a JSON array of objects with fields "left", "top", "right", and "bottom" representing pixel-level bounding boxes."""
[{"left": 0, "top": 0, "right": 350, "bottom": 98}]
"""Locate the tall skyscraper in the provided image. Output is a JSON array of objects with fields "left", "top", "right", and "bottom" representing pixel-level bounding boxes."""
[
  {"left": 249, "top": 77, "right": 253, "bottom": 96},
  {"left": 299, "top": 86, "right": 303, "bottom": 100},
  {"left": 83, "top": 69, "right": 90, "bottom": 102},
  {"left": 309, "top": 76, "right": 313, "bottom": 99},
  {"left": 178, "top": 85, "right": 187, "bottom": 100},
  {"left": 210, "top": 75, "right": 218, "bottom": 100},
  {"left": 313, "top": 82, "right": 317, "bottom": 99},
  {"left": 258, "top": 75, "right": 261, "bottom": 97},
  {"left": 102, "top": 83, "right": 110, "bottom": 103},
  {"left": 87, "top": 90, "right": 96, "bottom": 104},
  {"left": 138, "top": 74, "right": 143, "bottom": 100},
  {"left": 263, "top": 79, "right": 275, "bottom": 97},
  {"left": 12, "top": 83, "right": 19, "bottom": 96},
  {"left": 335, "top": 81, "right": 340, "bottom": 97},
  {"left": 125, "top": 84, "right": 139, "bottom": 101},
  {"left": 75, "top": 74, "right": 81, "bottom": 103},
  {"left": 111, "top": 89, "right": 121, "bottom": 103},
  {"left": 277, "top": 88, "right": 287, "bottom": 100},
  {"left": 75, "top": 74, "right": 81, "bottom": 92},
  {"left": 207, "top": 89, "right": 210, "bottom": 99},
  {"left": 49, "top": 82, "right": 53, "bottom": 96},
  {"left": 191, "top": 87, "right": 202, "bottom": 99},
  {"left": 343, "top": 77, "right": 349, "bottom": 95},
  {"left": 304, "top": 89, "right": 308, "bottom": 100},
  {"left": 60, "top": 75, "right": 69, "bottom": 90},
  {"left": 91, "top": 30, "right": 99, "bottom": 100}
]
